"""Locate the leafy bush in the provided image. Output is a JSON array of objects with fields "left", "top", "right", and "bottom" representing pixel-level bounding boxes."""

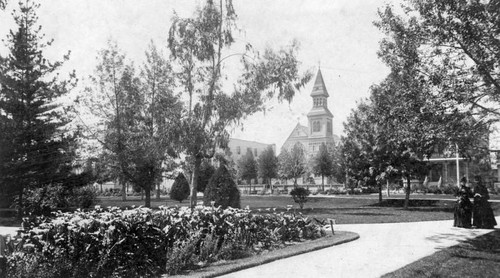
[
  {"left": 17, "top": 185, "right": 68, "bottom": 216},
  {"left": 204, "top": 166, "right": 240, "bottom": 209},
  {"left": 170, "top": 173, "right": 190, "bottom": 203},
  {"left": 7, "top": 206, "right": 325, "bottom": 277},
  {"left": 290, "top": 187, "right": 310, "bottom": 209},
  {"left": 197, "top": 160, "right": 216, "bottom": 192},
  {"left": 13, "top": 185, "right": 98, "bottom": 216},
  {"left": 70, "top": 185, "right": 97, "bottom": 208}
]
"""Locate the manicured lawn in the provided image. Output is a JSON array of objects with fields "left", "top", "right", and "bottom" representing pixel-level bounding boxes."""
[
  {"left": 94, "top": 195, "right": 500, "bottom": 225},
  {"left": 3, "top": 194, "right": 498, "bottom": 227},
  {"left": 382, "top": 229, "right": 500, "bottom": 278}
]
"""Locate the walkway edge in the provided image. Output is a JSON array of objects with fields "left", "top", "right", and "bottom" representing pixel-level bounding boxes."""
[{"left": 168, "top": 231, "right": 360, "bottom": 278}]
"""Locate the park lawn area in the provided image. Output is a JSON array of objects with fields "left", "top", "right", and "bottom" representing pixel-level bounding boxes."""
[
  {"left": 94, "top": 195, "right": 500, "bottom": 225},
  {"left": 3, "top": 194, "right": 498, "bottom": 226},
  {"left": 382, "top": 229, "right": 500, "bottom": 278}
]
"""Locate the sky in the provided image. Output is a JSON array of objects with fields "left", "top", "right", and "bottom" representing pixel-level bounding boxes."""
[{"left": 0, "top": 0, "right": 394, "bottom": 150}]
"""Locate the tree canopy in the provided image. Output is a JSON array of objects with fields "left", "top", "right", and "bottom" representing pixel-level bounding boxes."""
[
  {"left": 0, "top": 0, "right": 78, "bottom": 213},
  {"left": 79, "top": 41, "right": 182, "bottom": 207},
  {"left": 258, "top": 146, "right": 278, "bottom": 187},
  {"left": 237, "top": 149, "right": 258, "bottom": 185},
  {"left": 167, "top": 0, "right": 311, "bottom": 207},
  {"left": 312, "top": 143, "right": 333, "bottom": 190},
  {"left": 278, "top": 143, "right": 307, "bottom": 186}
]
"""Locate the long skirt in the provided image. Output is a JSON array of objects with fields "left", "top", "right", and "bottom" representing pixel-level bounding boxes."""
[
  {"left": 454, "top": 205, "right": 472, "bottom": 228},
  {"left": 473, "top": 201, "right": 497, "bottom": 229}
]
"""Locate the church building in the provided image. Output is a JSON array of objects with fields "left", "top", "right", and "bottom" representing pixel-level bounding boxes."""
[{"left": 282, "top": 69, "right": 340, "bottom": 157}]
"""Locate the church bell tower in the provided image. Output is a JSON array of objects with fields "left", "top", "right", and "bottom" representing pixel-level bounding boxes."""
[{"left": 306, "top": 69, "right": 334, "bottom": 155}]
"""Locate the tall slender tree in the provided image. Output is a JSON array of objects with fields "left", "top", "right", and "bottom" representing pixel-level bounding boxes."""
[
  {"left": 0, "top": 0, "right": 77, "bottom": 214},
  {"left": 237, "top": 149, "right": 258, "bottom": 192},
  {"left": 287, "top": 143, "right": 307, "bottom": 187},
  {"left": 258, "top": 146, "right": 278, "bottom": 190},
  {"left": 312, "top": 143, "right": 333, "bottom": 191},
  {"left": 168, "top": 0, "right": 311, "bottom": 207},
  {"left": 80, "top": 42, "right": 181, "bottom": 207}
]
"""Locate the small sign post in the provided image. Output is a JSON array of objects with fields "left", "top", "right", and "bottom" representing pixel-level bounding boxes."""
[{"left": 328, "top": 218, "right": 336, "bottom": 235}]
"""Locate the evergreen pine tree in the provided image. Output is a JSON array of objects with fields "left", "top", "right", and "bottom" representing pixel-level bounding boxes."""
[
  {"left": 204, "top": 166, "right": 240, "bottom": 209},
  {"left": 196, "top": 160, "right": 215, "bottom": 193},
  {"left": 0, "top": 0, "right": 77, "bottom": 213},
  {"left": 170, "top": 173, "right": 190, "bottom": 203}
]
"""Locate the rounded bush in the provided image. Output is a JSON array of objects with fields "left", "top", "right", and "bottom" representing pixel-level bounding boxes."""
[
  {"left": 290, "top": 187, "right": 310, "bottom": 209},
  {"left": 204, "top": 166, "right": 240, "bottom": 209},
  {"left": 170, "top": 173, "right": 190, "bottom": 203}
]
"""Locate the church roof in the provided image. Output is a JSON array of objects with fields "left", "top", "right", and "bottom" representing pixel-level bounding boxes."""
[
  {"left": 310, "top": 69, "right": 329, "bottom": 97},
  {"left": 285, "top": 123, "right": 309, "bottom": 140},
  {"left": 307, "top": 106, "right": 333, "bottom": 117}
]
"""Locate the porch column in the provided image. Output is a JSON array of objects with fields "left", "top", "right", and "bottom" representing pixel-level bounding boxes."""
[
  {"left": 456, "top": 145, "right": 460, "bottom": 187},
  {"left": 443, "top": 162, "right": 448, "bottom": 187},
  {"left": 466, "top": 161, "right": 470, "bottom": 185}
]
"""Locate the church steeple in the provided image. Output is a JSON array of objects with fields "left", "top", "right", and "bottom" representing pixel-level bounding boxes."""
[
  {"left": 310, "top": 68, "right": 329, "bottom": 98},
  {"left": 307, "top": 68, "right": 333, "bottom": 138}
]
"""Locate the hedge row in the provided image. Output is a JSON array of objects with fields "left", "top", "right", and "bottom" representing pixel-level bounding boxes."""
[{"left": 5, "top": 205, "right": 325, "bottom": 277}]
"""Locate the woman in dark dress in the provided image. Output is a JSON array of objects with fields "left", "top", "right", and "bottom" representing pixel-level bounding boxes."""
[
  {"left": 472, "top": 176, "right": 497, "bottom": 229},
  {"left": 453, "top": 177, "right": 472, "bottom": 228}
]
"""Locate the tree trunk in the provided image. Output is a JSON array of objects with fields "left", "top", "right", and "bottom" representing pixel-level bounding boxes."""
[
  {"left": 190, "top": 156, "right": 202, "bottom": 208},
  {"left": 321, "top": 175, "right": 324, "bottom": 191},
  {"left": 404, "top": 177, "right": 411, "bottom": 209},
  {"left": 121, "top": 179, "right": 126, "bottom": 201},
  {"left": 378, "top": 182, "right": 382, "bottom": 203},
  {"left": 17, "top": 185, "right": 23, "bottom": 219},
  {"left": 386, "top": 179, "right": 390, "bottom": 197},
  {"left": 144, "top": 185, "right": 151, "bottom": 208},
  {"left": 156, "top": 181, "right": 160, "bottom": 200}
]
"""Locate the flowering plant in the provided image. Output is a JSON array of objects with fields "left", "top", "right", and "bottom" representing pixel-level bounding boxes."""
[{"left": 7, "top": 205, "right": 325, "bottom": 277}]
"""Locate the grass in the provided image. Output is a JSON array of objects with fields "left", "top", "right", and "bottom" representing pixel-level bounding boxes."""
[
  {"left": 382, "top": 229, "right": 500, "bottom": 278},
  {"left": 93, "top": 195, "right": 500, "bottom": 225},
  {"left": 2, "top": 194, "right": 499, "bottom": 227}
]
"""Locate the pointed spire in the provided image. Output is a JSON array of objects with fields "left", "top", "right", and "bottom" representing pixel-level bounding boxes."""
[{"left": 310, "top": 69, "right": 329, "bottom": 97}]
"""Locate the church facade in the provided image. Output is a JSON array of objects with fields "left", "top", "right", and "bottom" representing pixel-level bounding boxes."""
[{"left": 282, "top": 69, "right": 340, "bottom": 157}]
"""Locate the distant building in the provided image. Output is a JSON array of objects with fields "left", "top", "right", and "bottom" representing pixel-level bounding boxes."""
[
  {"left": 282, "top": 69, "right": 340, "bottom": 157},
  {"left": 227, "top": 138, "right": 276, "bottom": 162}
]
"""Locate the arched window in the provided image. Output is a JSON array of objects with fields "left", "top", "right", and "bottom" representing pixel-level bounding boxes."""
[
  {"left": 327, "top": 120, "right": 332, "bottom": 134},
  {"left": 313, "top": 120, "right": 321, "bottom": 132}
]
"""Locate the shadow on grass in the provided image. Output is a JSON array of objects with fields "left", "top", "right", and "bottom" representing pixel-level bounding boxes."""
[
  {"left": 343, "top": 212, "right": 395, "bottom": 216},
  {"left": 371, "top": 199, "right": 442, "bottom": 207},
  {"left": 384, "top": 229, "right": 500, "bottom": 278}
]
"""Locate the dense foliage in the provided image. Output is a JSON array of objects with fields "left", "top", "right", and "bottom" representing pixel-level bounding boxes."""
[
  {"left": 5, "top": 206, "right": 325, "bottom": 277},
  {"left": 204, "top": 166, "right": 240, "bottom": 209},
  {"left": 237, "top": 149, "right": 258, "bottom": 185},
  {"left": 0, "top": 0, "right": 81, "bottom": 213},
  {"left": 170, "top": 173, "right": 190, "bottom": 203},
  {"left": 196, "top": 160, "right": 216, "bottom": 192},
  {"left": 312, "top": 143, "right": 333, "bottom": 190},
  {"left": 258, "top": 146, "right": 278, "bottom": 188},
  {"left": 279, "top": 143, "right": 307, "bottom": 186},
  {"left": 80, "top": 41, "right": 182, "bottom": 207},
  {"left": 290, "top": 187, "right": 310, "bottom": 209},
  {"left": 168, "top": 0, "right": 311, "bottom": 207}
]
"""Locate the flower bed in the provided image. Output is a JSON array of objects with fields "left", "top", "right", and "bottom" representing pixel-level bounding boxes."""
[{"left": 5, "top": 205, "right": 325, "bottom": 277}]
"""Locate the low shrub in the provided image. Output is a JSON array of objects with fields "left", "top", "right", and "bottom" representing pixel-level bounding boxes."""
[
  {"left": 70, "top": 185, "right": 97, "bottom": 208},
  {"left": 7, "top": 206, "right": 325, "bottom": 277},
  {"left": 290, "top": 187, "right": 310, "bottom": 209}
]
